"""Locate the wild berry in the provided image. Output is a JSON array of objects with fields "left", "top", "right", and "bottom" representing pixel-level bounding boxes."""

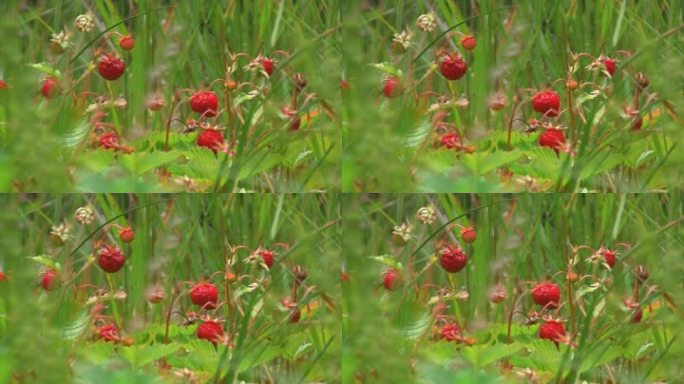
[
  {"left": 488, "top": 93, "right": 506, "bottom": 111},
  {"left": 341, "top": 79, "right": 349, "bottom": 89},
  {"left": 119, "top": 226, "right": 135, "bottom": 243},
  {"left": 439, "top": 132, "right": 460, "bottom": 149},
  {"left": 383, "top": 76, "right": 402, "bottom": 98},
  {"left": 538, "top": 128, "right": 566, "bottom": 153},
  {"left": 532, "top": 91, "right": 560, "bottom": 117},
  {"left": 41, "top": 269, "right": 59, "bottom": 291},
  {"left": 439, "top": 322, "right": 461, "bottom": 341},
  {"left": 281, "top": 298, "right": 301, "bottom": 323},
  {"left": 0, "top": 80, "right": 7, "bottom": 90},
  {"left": 119, "top": 34, "right": 135, "bottom": 51},
  {"left": 98, "top": 53, "right": 126, "bottom": 81},
  {"left": 98, "top": 324, "right": 120, "bottom": 342},
  {"left": 41, "top": 77, "right": 59, "bottom": 98},
  {"left": 488, "top": 285, "right": 507, "bottom": 304},
  {"left": 98, "top": 245, "right": 126, "bottom": 273},
  {"left": 99, "top": 132, "right": 120, "bottom": 150},
  {"left": 532, "top": 282, "right": 561, "bottom": 308},
  {"left": 539, "top": 320, "right": 565, "bottom": 342},
  {"left": 146, "top": 286, "right": 165, "bottom": 304},
  {"left": 383, "top": 268, "right": 401, "bottom": 291},
  {"left": 0, "top": 271, "right": 6, "bottom": 281},
  {"left": 440, "top": 244, "right": 468, "bottom": 273},
  {"left": 189, "top": 282, "right": 219, "bottom": 309},
  {"left": 439, "top": 54, "right": 468, "bottom": 80},
  {"left": 189, "top": 91, "right": 218, "bottom": 117},
  {"left": 624, "top": 298, "right": 643, "bottom": 323},
  {"left": 460, "top": 227, "right": 476, "bottom": 243},
  {"left": 460, "top": 35, "right": 476, "bottom": 51},
  {"left": 601, "top": 249, "right": 617, "bottom": 268},
  {"left": 281, "top": 107, "right": 301, "bottom": 131},
  {"left": 197, "top": 320, "right": 223, "bottom": 342},
  {"left": 260, "top": 57, "right": 274, "bottom": 76},
  {"left": 197, "top": 129, "right": 224, "bottom": 153},
  {"left": 259, "top": 249, "right": 275, "bottom": 269},
  {"left": 602, "top": 57, "right": 616, "bottom": 76},
  {"left": 341, "top": 271, "right": 349, "bottom": 282},
  {"left": 147, "top": 94, "right": 165, "bottom": 111}
]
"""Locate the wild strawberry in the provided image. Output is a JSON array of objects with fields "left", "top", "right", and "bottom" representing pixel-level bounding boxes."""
[
  {"left": 0, "top": 80, "right": 7, "bottom": 90},
  {"left": 290, "top": 308, "right": 301, "bottom": 323},
  {"left": 383, "top": 76, "right": 402, "bottom": 98},
  {"left": 538, "top": 128, "right": 566, "bottom": 153},
  {"left": 460, "top": 227, "right": 476, "bottom": 243},
  {"left": 460, "top": 35, "right": 476, "bottom": 51},
  {"left": 146, "top": 93, "right": 165, "bottom": 111},
  {"left": 118, "top": 226, "right": 135, "bottom": 243},
  {"left": 98, "top": 245, "right": 126, "bottom": 273},
  {"left": 99, "top": 132, "right": 120, "bottom": 150},
  {"left": 532, "top": 282, "right": 561, "bottom": 308},
  {"left": 341, "top": 79, "right": 349, "bottom": 89},
  {"left": 439, "top": 53, "right": 468, "bottom": 80},
  {"left": 41, "top": 77, "right": 59, "bottom": 98},
  {"left": 119, "top": 34, "right": 135, "bottom": 51},
  {"left": 98, "top": 324, "right": 120, "bottom": 342},
  {"left": 259, "top": 249, "right": 275, "bottom": 269},
  {"left": 197, "top": 129, "right": 224, "bottom": 153},
  {"left": 440, "top": 132, "right": 460, "bottom": 149},
  {"left": 146, "top": 285, "right": 165, "bottom": 304},
  {"left": 601, "top": 249, "right": 617, "bottom": 268},
  {"left": 281, "top": 107, "right": 301, "bottom": 131},
  {"left": 602, "top": 57, "right": 616, "bottom": 76},
  {"left": 41, "top": 268, "right": 59, "bottom": 291},
  {"left": 539, "top": 320, "right": 565, "bottom": 342},
  {"left": 341, "top": 271, "right": 349, "bottom": 282},
  {"left": 488, "top": 93, "right": 506, "bottom": 111},
  {"left": 0, "top": 271, "right": 6, "bottom": 281},
  {"left": 440, "top": 244, "right": 468, "bottom": 273},
  {"left": 631, "top": 307, "right": 643, "bottom": 323},
  {"left": 439, "top": 322, "right": 461, "bottom": 341},
  {"left": 98, "top": 53, "right": 126, "bottom": 81},
  {"left": 624, "top": 298, "right": 643, "bottom": 323},
  {"left": 383, "top": 268, "right": 401, "bottom": 291},
  {"left": 197, "top": 320, "right": 223, "bottom": 343},
  {"left": 532, "top": 91, "right": 560, "bottom": 117},
  {"left": 189, "top": 282, "right": 219, "bottom": 309},
  {"left": 281, "top": 298, "right": 301, "bottom": 323},
  {"left": 260, "top": 57, "right": 274, "bottom": 76},
  {"left": 189, "top": 91, "right": 218, "bottom": 117},
  {"left": 488, "top": 285, "right": 507, "bottom": 304},
  {"left": 624, "top": 107, "right": 642, "bottom": 131}
]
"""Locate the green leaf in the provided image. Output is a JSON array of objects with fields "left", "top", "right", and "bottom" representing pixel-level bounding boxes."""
[
  {"left": 370, "top": 255, "right": 403, "bottom": 269},
  {"left": 461, "top": 343, "right": 524, "bottom": 367},
  {"left": 118, "top": 151, "right": 181, "bottom": 176}
]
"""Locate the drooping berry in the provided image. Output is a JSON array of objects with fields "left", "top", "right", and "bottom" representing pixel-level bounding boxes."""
[
  {"left": 383, "top": 76, "right": 402, "bottom": 98},
  {"left": 460, "top": 227, "right": 476, "bottom": 243},
  {"left": 98, "top": 53, "right": 126, "bottom": 81},
  {"left": 532, "top": 91, "right": 561, "bottom": 117},
  {"left": 99, "top": 132, "right": 120, "bottom": 150},
  {"left": 440, "top": 132, "right": 460, "bottom": 149},
  {"left": 538, "top": 128, "right": 566, "bottom": 153},
  {"left": 41, "top": 269, "right": 59, "bottom": 291},
  {"left": 341, "top": 79, "right": 349, "bottom": 89},
  {"left": 539, "top": 320, "right": 565, "bottom": 342},
  {"left": 602, "top": 57, "right": 616, "bottom": 76},
  {"left": 440, "top": 244, "right": 468, "bottom": 273},
  {"left": 197, "top": 129, "right": 224, "bottom": 153},
  {"left": 146, "top": 285, "right": 165, "bottom": 304},
  {"left": 119, "top": 34, "right": 135, "bottom": 51},
  {"left": 439, "top": 322, "right": 461, "bottom": 341},
  {"left": 98, "top": 245, "right": 126, "bottom": 273},
  {"left": 532, "top": 282, "right": 561, "bottom": 308},
  {"left": 601, "top": 249, "right": 617, "bottom": 268},
  {"left": 146, "top": 93, "right": 165, "bottom": 111},
  {"left": 259, "top": 249, "right": 275, "bottom": 269},
  {"left": 98, "top": 324, "right": 120, "bottom": 342},
  {"left": 460, "top": 35, "right": 476, "bottom": 51},
  {"left": 0, "top": 271, "right": 6, "bottom": 282},
  {"left": 197, "top": 320, "right": 223, "bottom": 343},
  {"left": 383, "top": 268, "right": 401, "bottom": 291},
  {"left": 189, "top": 282, "right": 219, "bottom": 309},
  {"left": 260, "top": 57, "right": 274, "bottom": 76},
  {"left": 0, "top": 80, "right": 7, "bottom": 90},
  {"left": 118, "top": 226, "right": 135, "bottom": 243},
  {"left": 439, "top": 54, "right": 468, "bottom": 80},
  {"left": 281, "top": 107, "right": 301, "bottom": 131},
  {"left": 488, "top": 285, "right": 507, "bottom": 304},
  {"left": 189, "top": 91, "right": 218, "bottom": 117},
  {"left": 41, "top": 77, "right": 59, "bottom": 98}
]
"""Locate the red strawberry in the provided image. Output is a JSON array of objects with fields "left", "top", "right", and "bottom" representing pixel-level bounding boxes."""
[
  {"left": 460, "top": 35, "right": 476, "bottom": 51},
  {"left": 41, "top": 77, "right": 59, "bottom": 98},
  {"left": 383, "top": 268, "right": 401, "bottom": 291},
  {"left": 341, "top": 271, "right": 349, "bottom": 282},
  {"left": 41, "top": 268, "right": 59, "bottom": 291},
  {"left": 260, "top": 57, "right": 274, "bottom": 76},
  {"left": 259, "top": 249, "right": 275, "bottom": 269},
  {"left": 281, "top": 298, "right": 301, "bottom": 323},
  {"left": 488, "top": 285, "right": 507, "bottom": 304},
  {"left": 539, "top": 320, "right": 565, "bottom": 342},
  {"left": 538, "top": 128, "right": 566, "bottom": 153},
  {"left": 0, "top": 79, "right": 7, "bottom": 90},
  {"left": 119, "top": 34, "right": 135, "bottom": 51},
  {"left": 98, "top": 53, "right": 126, "bottom": 81},
  {"left": 189, "top": 282, "right": 219, "bottom": 309},
  {"left": 197, "top": 320, "right": 223, "bottom": 342},
  {"left": 439, "top": 322, "right": 461, "bottom": 341},
  {"left": 146, "top": 94, "right": 165, "bottom": 111},
  {"left": 146, "top": 286, "right": 165, "bottom": 304},
  {"left": 439, "top": 54, "right": 468, "bottom": 80},
  {"left": 189, "top": 91, "right": 218, "bottom": 117},
  {"left": 282, "top": 107, "right": 301, "bottom": 131},
  {"left": 440, "top": 244, "right": 468, "bottom": 273},
  {"left": 197, "top": 129, "right": 224, "bottom": 152},
  {"left": 341, "top": 79, "right": 349, "bottom": 89},
  {"left": 98, "top": 324, "right": 120, "bottom": 342},
  {"left": 118, "top": 226, "right": 135, "bottom": 243},
  {"left": 99, "top": 132, "right": 119, "bottom": 150},
  {"left": 601, "top": 249, "right": 616, "bottom": 268},
  {"left": 532, "top": 91, "right": 560, "bottom": 117},
  {"left": 0, "top": 271, "right": 6, "bottom": 281},
  {"left": 440, "top": 132, "right": 460, "bottom": 149},
  {"left": 532, "top": 282, "right": 561, "bottom": 308},
  {"left": 631, "top": 307, "right": 643, "bottom": 323},
  {"left": 602, "top": 57, "right": 616, "bottom": 76},
  {"left": 383, "top": 76, "right": 402, "bottom": 98},
  {"left": 98, "top": 245, "right": 126, "bottom": 273},
  {"left": 460, "top": 227, "right": 476, "bottom": 243}
]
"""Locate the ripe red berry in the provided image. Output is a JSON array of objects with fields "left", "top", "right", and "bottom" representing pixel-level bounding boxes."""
[
  {"left": 98, "top": 324, "right": 120, "bottom": 342},
  {"left": 260, "top": 57, "right": 274, "bottom": 76},
  {"left": 189, "top": 282, "right": 219, "bottom": 309},
  {"left": 197, "top": 320, "right": 224, "bottom": 343},
  {"left": 282, "top": 107, "right": 301, "bottom": 131},
  {"left": 460, "top": 35, "right": 476, "bottom": 51},
  {"left": 98, "top": 245, "right": 126, "bottom": 273},
  {"left": 539, "top": 320, "right": 565, "bottom": 342},
  {"left": 601, "top": 249, "right": 616, "bottom": 268},
  {"left": 440, "top": 132, "right": 460, "bottom": 149},
  {"left": 631, "top": 307, "right": 643, "bottom": 323},
  {"left": 99, "top": 132, "right": 120, "bottom": 150},
  {"left": 0, "top": 271, "right": 6, "bottom": 282},
  {"left": 460, "top": 227, "right": 476, "bottom": 243},
  {"left": 0, "top": 79, "right": 7, "bottom": 90},
  {"left": 538, "top": 128, "right": 566, "bottom": 153},
  {"left": 41, "top": 268, "right": 59, "bottom": 291},
  {"left": 439, "top": 322, "right": 461, "bottom": 341},
  {"left": 602, "top": 57, "right": 616, "bottom": 76},
  {"left": 532, "top": 282, "right": 561, "bottom": 308},
  {"left": 383, "top": 76, "right": 402, "bottom": 98},
  {"left": 197, "top": 129, "right": 224, "bottom": 153},
  {"left": 439, "top": 54, "right": 468, "bottom": 80},
  {"left": 383, "top": 268, "right": 401, "bottom": 291},
  {"left": 119, "top": 226, "right": 135, "bottom": 243},
  {"left": 98, "top": 53, "right": 126, "bottom": 81},
  {"left": 119, "top": 34, "right": 135, "bottom": 51},
  {"left": 440, "top": 244, "right": 468, "bottom": 273},
  {"left": 189, "top": 91, "right": 219, "bottom": 117},
  {"left": 341, "top": 271, "right": 349, "bottom": 282},
  {"left": 41, "top": 77, "right": 59, "bottom": 98},
  {"left": 532, "top": 91, "right": 561, "bottom": 117},
  {"left": 259, "top": 249, "right": 275, "bottom": 269},
  {"left": 341, "top": 79, "right": 349, "bottom": 89}
]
